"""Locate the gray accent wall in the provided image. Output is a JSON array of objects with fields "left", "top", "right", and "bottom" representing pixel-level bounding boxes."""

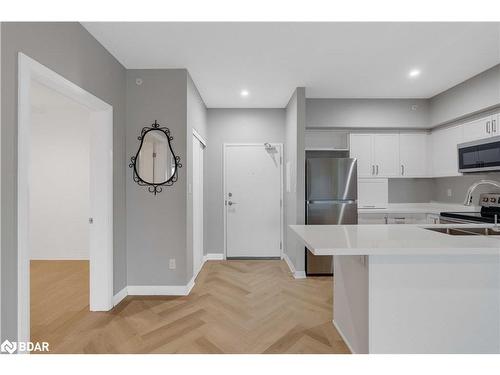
[
  {"left": 306, "top": 98, "right": 430, "bottom": 128},
  {"left": 125, "top": 69, "right": 190, "bottom": 286},
  {"left": 284, "top": 88, "right": 306, "bottom": 272},
  {"left": 429, "top": 64, "right": 500, "bottom": 127},
  {"left": 1, "top": 22, "right": 127, "bottom": 342},
  {"left": 204, "top": 108, "right": 286, "bottom": 255}
]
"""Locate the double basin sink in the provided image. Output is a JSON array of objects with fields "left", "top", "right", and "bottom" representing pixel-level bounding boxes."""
[{"left": 425, "top": 227, "right": 500, "bottom": 236}]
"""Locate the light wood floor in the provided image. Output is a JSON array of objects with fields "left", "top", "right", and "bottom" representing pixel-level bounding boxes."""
[{"left": 30, "top": 259, "right": 350, "bottom": 354}]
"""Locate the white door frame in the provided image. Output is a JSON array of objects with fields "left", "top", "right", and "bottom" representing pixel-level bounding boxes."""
[
  {"left": 222, "top": 143, "right": 284, "bottom": 260},
  {"left": 17, "top": 53, "right": 114, "bottom": 344},
  {"left": 192, "top": 129, "right": 206, "bottom": 277}
]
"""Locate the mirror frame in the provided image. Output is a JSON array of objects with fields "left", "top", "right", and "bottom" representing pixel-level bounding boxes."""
[{"left": 129, "top": 120, "right": 182, "bottom": 195}]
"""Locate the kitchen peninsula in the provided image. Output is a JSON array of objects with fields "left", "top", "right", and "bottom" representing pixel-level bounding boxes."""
[{"left": 290, "top": 224, "right": 500, "bottom": 354}]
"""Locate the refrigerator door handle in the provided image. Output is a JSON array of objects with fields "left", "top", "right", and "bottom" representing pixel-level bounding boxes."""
[{"left": 306, "top": 200, "right": 357, "bottom": 204}]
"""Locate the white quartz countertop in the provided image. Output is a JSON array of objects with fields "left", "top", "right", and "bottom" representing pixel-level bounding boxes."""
[
  {"left": 358, "top": 202, "right": 479, "bottom": 214},
  {"left": 289, "top": 224, "right": 500, "bottom": 255}
]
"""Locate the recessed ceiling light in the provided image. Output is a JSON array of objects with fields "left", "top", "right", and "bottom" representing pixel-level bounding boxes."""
[
  {"left": 409, "top": 69, "right": 421, "bottom": 78},
  {"left": 240, "top": 89, "right": 249, "bottom": 97}
]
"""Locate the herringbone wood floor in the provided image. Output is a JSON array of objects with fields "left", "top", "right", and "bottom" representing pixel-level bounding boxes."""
[{"left": 31, "top": 259, "right": 350, "bottom": 354}]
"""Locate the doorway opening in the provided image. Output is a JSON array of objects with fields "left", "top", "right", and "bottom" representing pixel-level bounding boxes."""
[{"left": 17, "top": 53, "right": 113, "bottom": 345}]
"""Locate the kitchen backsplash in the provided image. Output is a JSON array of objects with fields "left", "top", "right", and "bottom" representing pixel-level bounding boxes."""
[{"left": 389, "top": 172, "right": 500, "bottom": 205}]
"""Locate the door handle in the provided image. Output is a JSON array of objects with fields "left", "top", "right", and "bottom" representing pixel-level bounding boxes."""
[{"left": 227, "top": 201, "right": 237, "bottom": 206}]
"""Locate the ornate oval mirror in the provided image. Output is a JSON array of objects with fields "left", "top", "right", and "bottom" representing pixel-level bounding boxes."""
[{"left": 129, "top": 120, "right": 182, "bottom": 195}]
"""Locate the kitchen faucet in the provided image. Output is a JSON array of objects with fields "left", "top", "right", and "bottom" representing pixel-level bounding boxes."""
[{"left": 463, "top": 180, "right": 500, "bottom": 205}]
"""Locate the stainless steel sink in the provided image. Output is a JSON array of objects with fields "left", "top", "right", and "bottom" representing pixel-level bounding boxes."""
[{"left": 424, "top": 227, "right": 500, "bottom": 236}]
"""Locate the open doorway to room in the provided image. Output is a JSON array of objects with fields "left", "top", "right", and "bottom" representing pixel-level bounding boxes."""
[
  {"left": 17, "top": 54, "right": 114, "bottom": 347},
  {"left": 28, "top": 80, "right": 93, "bottom": 346}
]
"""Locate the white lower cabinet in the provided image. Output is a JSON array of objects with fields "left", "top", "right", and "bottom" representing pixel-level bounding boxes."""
[
  {"left": 387, "top": 213, "right": 427, "bottom": 224},
  {"left": 358, "top": 212, "right": 429, "bottom": 225},
  {"left": 358, "top": 213, "right": 388, "bottom": 224},
  {"left": 426, "top": 214, "right": 440, "bottom": 224}
]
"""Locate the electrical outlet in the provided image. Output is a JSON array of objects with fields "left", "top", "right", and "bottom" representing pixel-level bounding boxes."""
[
  {"left": 169, "top": 259, "right": 176, "bottom": 270},
  {"left": 447, "top": 188, "right": 452, "bottom": 197}
]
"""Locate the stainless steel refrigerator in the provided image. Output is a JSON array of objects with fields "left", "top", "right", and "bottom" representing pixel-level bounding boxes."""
[{"left": 305, "top": 157, "right": 358, "bottom": 275}]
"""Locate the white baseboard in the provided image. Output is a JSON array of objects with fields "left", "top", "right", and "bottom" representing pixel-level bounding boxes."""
[
  {"left": 113, "top": 286, "right": 128, "bottom": 306},
  {"left": 30, "top": 257, "right": 90, "bottom": 261},
  {"left": 283, "top": 253, "right": 307, "bottom": 279},
  {"left": 127, "top": 284, "right": 193, "bottom": 296},
  {"left": 205, "top": 253, "right": 224, "bottom": 260},
  {"left": 332, "top": 319, "right": 356, "bottom": 354}
]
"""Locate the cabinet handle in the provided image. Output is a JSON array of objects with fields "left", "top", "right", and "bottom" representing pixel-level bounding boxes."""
[
  {"left": 493, "top": 120, "right": 497, "bottom": 134},
  {"left": 372, "top": 165, "right": 375, "bottom": 175},
  {"left": 401, "top": 164, "right": 404, "bottom": 175},
  {"left": 487, "top": 121, "right": 491, "bottom": 134},
  {"left": 376, "top": 165, "right": 379, "bottom": 175},
  {"left": 384, "top": 216, "right": 388, "bottom": 224}
]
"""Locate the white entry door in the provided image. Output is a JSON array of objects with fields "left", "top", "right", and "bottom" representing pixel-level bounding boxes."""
[
  {"left": 192, "top": 134, "right": 205, "bottom": 275},
  {"left": 224, "top": 144, "right": 282, "bottom": 258}
]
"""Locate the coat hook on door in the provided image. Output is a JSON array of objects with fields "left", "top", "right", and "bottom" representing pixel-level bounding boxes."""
[{"left": 264, "top": 142, "right": 276, "bottom": 152}]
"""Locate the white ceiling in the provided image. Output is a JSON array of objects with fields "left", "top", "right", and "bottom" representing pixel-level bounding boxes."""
[{"left": 82, "top": 22, "right": 500, "bottom": 108}]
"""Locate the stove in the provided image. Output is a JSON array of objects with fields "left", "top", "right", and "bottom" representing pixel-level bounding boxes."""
[{"left": 440, "top": 193, "right": 500, "bottom": 224}]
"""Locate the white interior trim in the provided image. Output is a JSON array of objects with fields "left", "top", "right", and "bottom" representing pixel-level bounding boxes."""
[
  {"left": 127, "top": 279, "right": 195, "bottom": 296},
  {"left": 112, "top": 286, "right": 128, "bottom": 307},
  {"left": 0, "top": 23, "right": 2, "bottom": 341},
  {"left": 333, "top": 319, "right": 355, "bottom": 354},
  {"left": 205, "top": 253, "right": 224, "bottom": 260},
  {"left": 283, "top": 253, "right": 307, "bottom": 279},
  {"left": 222, "top": 143, "right": 284, "bottom": 260},
  {"left": 192, "top": 128, "right": 207, "bottom": 147},
  {"left": 17, "top": 53, "right": 114, "bottom": 344}
]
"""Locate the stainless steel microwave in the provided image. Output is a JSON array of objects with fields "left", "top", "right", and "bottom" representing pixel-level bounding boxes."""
[{"left": 458, "top": 136, "right": 500, "bottom": 172}]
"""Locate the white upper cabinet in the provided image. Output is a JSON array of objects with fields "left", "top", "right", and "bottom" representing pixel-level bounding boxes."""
[
  {"left": 399, "top": 133, "right": 428, "bottom": 177},
  {"left": 462, "top": 115, "right": 498, "bottom": 143},
  {"left": 373, "top": 134, "right": 400, "bottom": 177},
  {"left": 350, "top": 133, "right": 399, "bottom": 177},
  {"left": 430, "top": 124, "right": 463, "bottom": 177},
  {"left": 350, "top": 134, "right": 374, "bottom": 177},
  {"left": 305, "top": 129, "right": 349, "bottom": 150}
]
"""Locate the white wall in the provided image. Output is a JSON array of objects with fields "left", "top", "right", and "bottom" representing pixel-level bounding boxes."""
[
  {"left": 205, "top": 108, "right": 286, "bottom": 255},
  {"left": 284, "top": 88, "right": 306, "bottom": 273},
  {"left": 29, "top": 83, "right": 91, "bottom": 260}
]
